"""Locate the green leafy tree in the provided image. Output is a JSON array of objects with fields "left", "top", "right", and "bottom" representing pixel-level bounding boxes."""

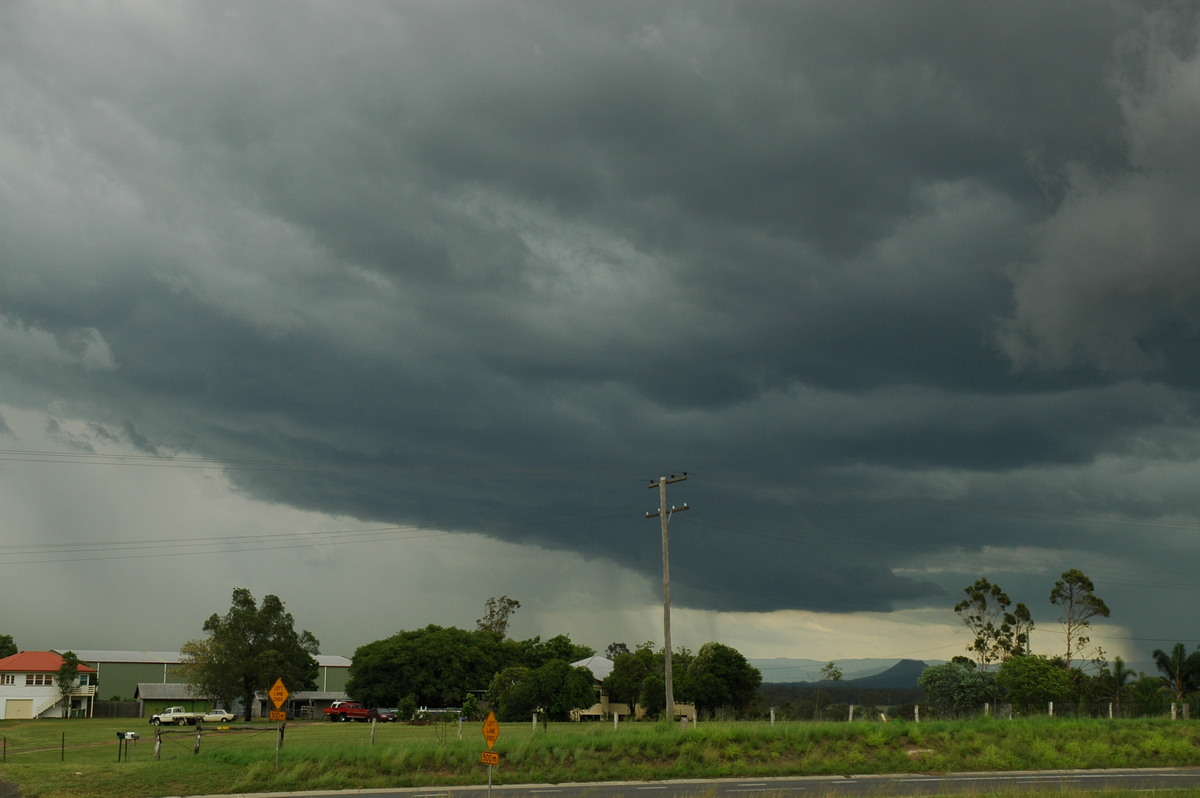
[
  {"left": 605, "top": 642, "right": 631, "bottom": 659},
  {"left": 1049, "top": 569, "right": 1110, "bottom": 669},
  {"left": 1152, "top": 642, "right": 1200, "bottom": 705},
  {"left": 476, "top": 596, "right": 521, "bottom": 638},
  {"left": 995, "top": 654, "right": 1072, "bottom": 713},
  {"left": 520, "top": 634, "right": 593, "bottom": 666},
  {"left": 600, "top": 642, "right": 693, "bottom": 719},
  {"left": 488, "top": 665, "right": 534, "bottom": 720},
  {"left": 461, "top": 692, "right": 481, "bottom": 720},
  {"left": 1130, "top": 673, "right": 1170, "bottom": 716},
  {"left": 55, "top": 651, "right": 82, "bottom": 719},
  {"left": 685, "top": 642, "right": 761, "bottom": 718},
  {"left": 395, "top": 693, "right": 417, "bottom": 721},
  {"left": 820, "top": 662, "right": 843, "bottom": 682},
  {"left": 954, "top": 578, "right": 1033, "bottom": 667},
  {"left": 348, "top": 625, "right": 513, "bottom": 708},
  {"left": 177, "top": 637, "right": 236, "bottom": 710},
  {"left": 530, "top": 660, "right": 597, "bottom": 721},
  {"left": 0, "top": 635, "right": 16, "bottom": 659},
  {"left": 918, "top": 661, "right": 997, "bottom": 717},
  {"left": 179, "top": 588, "right": 320, "bottom": 720},
  {"left": 602, "top": 643, "right": 656, "bottom": 706}
]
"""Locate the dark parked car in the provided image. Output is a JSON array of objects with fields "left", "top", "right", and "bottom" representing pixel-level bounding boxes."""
[{"left": 373, "top": 708, "right": 397, "bottom": 722}]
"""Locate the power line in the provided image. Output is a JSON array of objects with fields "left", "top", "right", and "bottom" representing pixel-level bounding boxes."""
[{"left": 0, "top": 526, "right": 448, "bottom": 565}]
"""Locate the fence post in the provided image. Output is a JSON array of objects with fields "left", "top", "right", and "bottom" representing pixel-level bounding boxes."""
[
  {"left": 1048, "top": 701, "right": 1054, "bottom": 717},
  {"left": 193, "top": 725, "right": 202, "bottom": 755},
  {"left": 155, "top": 726, "right": 162, "bottom": 760},
  {"left": 914, "top": 705, "right": 920, "bottom": 723}
]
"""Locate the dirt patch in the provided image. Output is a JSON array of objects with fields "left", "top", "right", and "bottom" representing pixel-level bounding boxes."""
[{"left": 0, "top": 779, "right": 23, "bottom": 798}]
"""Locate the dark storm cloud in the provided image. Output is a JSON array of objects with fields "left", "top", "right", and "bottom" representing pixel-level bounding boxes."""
[{"left": 3, "top": 0, "right": 1200, "bottom": 643}]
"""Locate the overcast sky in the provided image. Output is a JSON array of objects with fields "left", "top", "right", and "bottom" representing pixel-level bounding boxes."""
[{"left": 3, "top": 1, "right": 1200, "bottom": 673}]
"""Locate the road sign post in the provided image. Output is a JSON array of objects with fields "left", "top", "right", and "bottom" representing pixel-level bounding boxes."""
[
  {"left": 482, "top": 711, "right": 500, "bottom": 749},
  {"left": 269, "top": 678, "right": 290, "bottom": 710},
  {"left": 482, "top": 711, "right": 501, "bottom": 798},
  {"left": 269, "top": 678, "right": 289, "bottom": 769}
]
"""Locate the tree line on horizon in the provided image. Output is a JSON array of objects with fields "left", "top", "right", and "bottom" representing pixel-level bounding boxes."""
[
  {"left": 919, "top": 569, "right": 1200, "bottom": 718},
  {"left": 163, "top": 590, "right": 760, "bottom": 722},
  {"left": 11, "top": 570, "right": 1200, "bottom": 723}
]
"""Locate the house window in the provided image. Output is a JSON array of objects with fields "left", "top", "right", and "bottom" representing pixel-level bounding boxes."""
[
  {"left": 1, "top": 674, "right": 13, "bottom": 685},
  {"left": 25, "top": 674, "right": 53, "bottom": 686}
]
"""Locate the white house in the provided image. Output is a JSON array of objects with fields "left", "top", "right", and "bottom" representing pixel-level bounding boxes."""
[{"left": 0, "top": 651, "right": 97, "bottom": 719}]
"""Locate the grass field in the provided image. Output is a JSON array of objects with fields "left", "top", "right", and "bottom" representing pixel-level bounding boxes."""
[{"left": 3, "top": 715, "right": 1200, "bottom": 798}]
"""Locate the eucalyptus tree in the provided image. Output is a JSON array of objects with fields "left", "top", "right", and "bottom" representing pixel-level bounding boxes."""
[
  {"left": 476, "top": 595, "right": 520, "bottom": 637},
  {"left": 954, "top": 578, "right": 1033, "bottom": 667},
  {"left": 1049, "top": 569, "right": 1110, "bottom": 669}
]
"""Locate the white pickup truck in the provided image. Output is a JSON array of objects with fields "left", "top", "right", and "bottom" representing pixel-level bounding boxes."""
[{"left": 148, "top": 706, "right": 204, "bottom": 726}]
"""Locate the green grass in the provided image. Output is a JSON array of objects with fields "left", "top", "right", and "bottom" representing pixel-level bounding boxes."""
[{"left": 2, "top": 716, "right": 1200, "bottom": 798}]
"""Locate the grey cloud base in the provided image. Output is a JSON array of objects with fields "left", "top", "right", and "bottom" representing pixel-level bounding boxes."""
[{"left": 3, "top": 1, "right": 1200, "bottom": 655}]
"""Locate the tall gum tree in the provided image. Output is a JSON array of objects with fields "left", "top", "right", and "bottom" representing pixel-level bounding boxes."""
[
  {"left": 954, "top": 578, "right": 1033, "bottom": 667},
  {"left": 1049, "top": 569, "right": 1110, "bottom": 670}
]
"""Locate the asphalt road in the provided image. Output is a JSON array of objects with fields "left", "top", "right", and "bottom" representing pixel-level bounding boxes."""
[{"left": 179, "top": 768, "right": 1200, "bottom": 798}]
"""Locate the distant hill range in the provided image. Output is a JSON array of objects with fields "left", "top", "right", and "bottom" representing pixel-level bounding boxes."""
[{"left": 750, "top": 658, "right": 936, "bottom": 689}]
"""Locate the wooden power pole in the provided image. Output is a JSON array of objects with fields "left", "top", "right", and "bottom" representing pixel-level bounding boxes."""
[{"left": 646, "top": 473, "right": 688, "bottom": 721}]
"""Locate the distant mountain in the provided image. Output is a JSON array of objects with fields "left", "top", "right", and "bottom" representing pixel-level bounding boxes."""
[
  {"left": 750, "top": 657, "right": 935, "bottom": 684},
  {"left": 844, "top": 659, "right": 929, "bottom": 689}
]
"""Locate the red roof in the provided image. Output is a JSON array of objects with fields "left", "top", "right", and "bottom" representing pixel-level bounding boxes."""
[{"left": 0, "top": 651, "right": 96, "bottom": 674}]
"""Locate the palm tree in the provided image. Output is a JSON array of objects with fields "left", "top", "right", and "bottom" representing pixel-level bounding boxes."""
[
  {"left": 1104, "top": 656, "right": 1135, "bottom": 716},
  {"left": 1152, "top": 643, "right": 1200, "bottom": 707}
]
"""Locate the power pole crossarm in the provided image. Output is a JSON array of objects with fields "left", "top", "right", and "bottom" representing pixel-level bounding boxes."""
[
  {"left": 644, "top": 503, "right": 689, "bottom": 519},
  {"left": 646, "top": 472, "right": 688, "bottom": 722}
]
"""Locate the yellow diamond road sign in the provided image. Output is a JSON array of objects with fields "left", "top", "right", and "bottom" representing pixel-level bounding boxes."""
[
  {"left": 269, "top": 678, "right": 289, "bottom": 709},
  {"left": 482, "top": 711, "right": 500, "bottom": 750}
]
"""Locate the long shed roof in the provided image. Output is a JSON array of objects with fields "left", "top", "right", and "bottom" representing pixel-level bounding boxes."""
[{"left": 57, "top": 650, "right": 351, "bottom": 667}]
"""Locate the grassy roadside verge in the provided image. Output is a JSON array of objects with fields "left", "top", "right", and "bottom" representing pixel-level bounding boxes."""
[{"left": 3, "top": 716, "right": 1200, "bottom": 798}]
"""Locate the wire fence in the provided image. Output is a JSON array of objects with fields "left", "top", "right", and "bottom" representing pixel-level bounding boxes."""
[{"left": 0, "top": 717, "right": 469, "bottom": 766}]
